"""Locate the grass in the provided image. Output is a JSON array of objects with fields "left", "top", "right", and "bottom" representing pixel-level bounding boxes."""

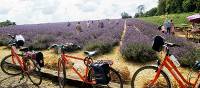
[{"left": 138, "top": 12, "right": 196, "bottom": 27}]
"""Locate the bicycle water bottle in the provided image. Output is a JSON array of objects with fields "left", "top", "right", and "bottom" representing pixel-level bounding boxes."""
[{"left": 170, "top": 55, "right": 180, "bottom": 67}]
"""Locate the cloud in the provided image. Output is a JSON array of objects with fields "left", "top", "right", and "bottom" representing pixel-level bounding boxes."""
[
  {"left": 0, "top": 8, "right": 9, "bottom": 14},
  {"left": 0, "top": 0, "right": 158, "bottom": 24},
  {"left": 30, "top": 0, "right": 60, "bottom": 15},
  {"left": 76, "top": 1, "right": 99, "bottom": 12}
]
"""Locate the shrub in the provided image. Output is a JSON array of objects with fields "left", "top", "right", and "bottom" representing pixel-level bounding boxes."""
[
  {"left": 178, "top": 49, "right": 200, "bottom": 67},
  {"left": 121, "top": 43, "right": 158, "bottom": 63},
  {"left": 29, "top": 42, "right": 49, "bottom": 50},
  {"left": 85, "top": 41, "right": 113, "bottom": 55},
  {"left": 162, "top": 35, "right": 199, "bottom": 67},
  {"left": 28, "top": 35, "right": 55, "bottom": 50},
  {"left": 0, "top": 38, "right": 8, "bottom": 46}
]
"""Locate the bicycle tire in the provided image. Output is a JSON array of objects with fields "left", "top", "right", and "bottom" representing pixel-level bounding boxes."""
[
  {"left": 1, "top": 54, "right": 22, "bottom": 75},
  {"left": 26, "top": 58, "right": 42, "bottom": 85},
  {"left": 58, "top": 59, "right": 66, "bottom": 88},
  {"left": 88, "top": 67, "right": 123, "bottom": 88},
  {"left": 131, "top": 66, "right": 171, "bottom": 88}
]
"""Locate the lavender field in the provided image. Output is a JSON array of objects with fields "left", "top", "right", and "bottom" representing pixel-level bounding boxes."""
[
  {"left": 0, "top": 18, "right": 199, "bottom": 66},
  {"left": 0, "top": 19, "right": 124, "bottom": 53}
]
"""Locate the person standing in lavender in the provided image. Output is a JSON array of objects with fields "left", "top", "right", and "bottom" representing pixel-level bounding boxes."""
[
  {"left": 170, "top": 19, "right": 175, "bottom": 35},
  {"left": 164, "top": 19, "right": 171, "bottom": 34},
  {"left": 76, "top": 22, "right": 82, "bottom": 34},
  {"left": 87, "top": 21, "right": 90, "bottom": 28}
]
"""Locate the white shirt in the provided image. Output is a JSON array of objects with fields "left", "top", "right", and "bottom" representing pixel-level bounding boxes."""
[{"left": 15, "top": 35, "right": 25, "bottom": 42}]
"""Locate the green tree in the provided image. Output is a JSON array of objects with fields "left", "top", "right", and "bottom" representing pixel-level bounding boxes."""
[
  {"left": 137, "top": 5, "right": 145, "bottom": 14},
  {"left": 121, "top": 12, "right": 132, "bottom": 19},
  {"left": 145, "top": 7, "right": 158, "bottom": 16},
  {"left": 194, "top": 0, "right": 200, "bottom": 12},
  {"left": 0, "top": 20, "right": 16, "bottom": 27},
  {"left": 157, "top": 0, "right": 167, "bottom": 15},
  {"left": 166, "top": 0, "right": 183, "bottom": 13},
  {"left": 134, "top": 13, "right": 140, "bottom": 18},
  {"left": 182, "top": 0, "right": 196, "bottom": 12}
]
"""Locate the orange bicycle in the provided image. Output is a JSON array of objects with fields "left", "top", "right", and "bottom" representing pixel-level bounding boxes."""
[
  {"left": 131, "top": 36, "right": 200, "bottom": 88},
  {"left": 1, "top": 34, "right": 42, "bottom": 85},
  {"left": 49, "top": 44, "right": 123, "bottom": 88}
]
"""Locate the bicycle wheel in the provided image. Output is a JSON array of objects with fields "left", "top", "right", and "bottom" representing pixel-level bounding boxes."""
[
  {"left": 88, "top": 67, "right": 123, "bottom": 88},
  {"left": 131, "top": 66, "right": 171, "bottom": 88},
  {"left": 58, "top": 59, "right": 66, "bottom": 88},
  {"left": 26, "top": 58, "right": 42, "bottom": 85},
  {"left": 1, "top": 54, "right": 22, "bottom": 75}
]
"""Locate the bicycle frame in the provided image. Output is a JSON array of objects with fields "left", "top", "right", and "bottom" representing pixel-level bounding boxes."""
[
  {"left": 150, "top": 50, "right": 200, "bottom": 88},
  {"left": 10, "top": 46, "right": 26, "bottom": 72},
  {"left": 58, "top": 52, "right": 96, "bottom": 85}
]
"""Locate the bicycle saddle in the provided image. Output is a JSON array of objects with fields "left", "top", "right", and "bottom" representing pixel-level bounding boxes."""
[
  {"left": 19, "top": 47, "right": 29, "bottom": 52},
  {"left": 84, "top": 51, "right": 97, "bottom": 57}
]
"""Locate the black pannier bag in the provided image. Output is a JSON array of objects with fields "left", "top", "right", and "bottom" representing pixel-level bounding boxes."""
[
  {"left": 91, "top": 62, "right": 111, "bottom": 85},
  {"left": 152, "top": 36, "right": 165, "bottom": 52},
  {"left": 35, "top": 52, "right": 44, "bottom": 67}
]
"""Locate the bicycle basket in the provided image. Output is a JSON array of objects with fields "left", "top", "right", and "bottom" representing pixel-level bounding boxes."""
[
  {"left": 152, "top": 36, "right": 165, "bottom": 52},
  {"left": 91, "top": 62, "right": 111, "bottom": 85}
]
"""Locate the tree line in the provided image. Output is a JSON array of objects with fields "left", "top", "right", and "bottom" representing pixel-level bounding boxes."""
[
  {"left": 135, "top": 0, "right": 200, "bottom": 17},
  {"left": 0, "top": 20, "right": 16, "bottom": 27}
]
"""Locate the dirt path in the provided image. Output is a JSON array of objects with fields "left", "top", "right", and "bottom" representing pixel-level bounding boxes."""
[{"left": 119, "top": 20, "right": 127, "bottom": 47}]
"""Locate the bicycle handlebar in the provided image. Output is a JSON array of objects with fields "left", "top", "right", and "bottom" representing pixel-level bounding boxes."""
[
  {"left": 8, "top": 34, "right": 15, "bottom": 39},
  {"left": 48, "top": 43, "right": 80, "bottom": 50},
  {"left": 48, "top": 44, "right": 59, "bottom": 50},
  {"left": 164, "top": 42, "right": 181, "bottom": 47},
  {"left": 7, "top": 34, "right": 17, "bottom": 46},
  {"left": 48, "top": 44, "right": 71, "bottom": 53}
]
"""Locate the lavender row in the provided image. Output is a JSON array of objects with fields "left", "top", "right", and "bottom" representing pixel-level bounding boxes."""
[{"left": 120, "top": 26, "right": 157, "bottom": 62}]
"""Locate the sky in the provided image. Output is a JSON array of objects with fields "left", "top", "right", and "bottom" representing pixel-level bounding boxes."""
[{"left": 0, "top": 0, "right": 158, "bottom": 25}]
